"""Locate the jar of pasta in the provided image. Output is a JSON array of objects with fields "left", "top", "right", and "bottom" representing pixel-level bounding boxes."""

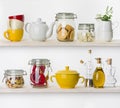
[
  {"left": 55, "top": 13, "right": 77, "bottom": 42},
  {"left": 77, "top": 24, "right": 95, "bottom": 42}
]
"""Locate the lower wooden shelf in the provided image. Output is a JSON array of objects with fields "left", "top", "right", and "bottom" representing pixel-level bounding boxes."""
[{"left": 0, "top": 86, "right": 120, "bottom": 93}]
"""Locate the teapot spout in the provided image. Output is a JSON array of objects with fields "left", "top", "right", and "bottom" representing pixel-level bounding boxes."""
[{"left": 46, "top": 22, "right": 55, "bottom": 39}]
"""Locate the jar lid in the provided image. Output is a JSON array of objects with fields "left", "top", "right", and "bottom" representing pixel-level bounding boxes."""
[
  {"left": 78, "top": 24, "right": 90, "bottom": 30},
  {"left": 89, "top": 24, "right": 94, "bottom": 29},
  {"left": 28, "top": 59, "right": 50, "bottom": 66},
  {"left": 56, "top": 66, "right": 79, "bottom": 75},
  {"left": 55, "top": 13, "right": 77, "bottom": 19},
  {"left": 4, "top": 69, "right": 26, "bottom": 76}
]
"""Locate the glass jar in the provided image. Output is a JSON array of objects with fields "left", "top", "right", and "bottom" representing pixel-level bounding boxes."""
[
  {"left": 28, "top": 59, "right": 52, "bottom": 88},
  {"left": 77, "top": 24, "right": 95, "bottom": 42},
  {"left": 3, "top": 69, "right": 27, "bottom": 88},
  {"left": 55, "top": 13, "right": 77, "bottom": 42}
]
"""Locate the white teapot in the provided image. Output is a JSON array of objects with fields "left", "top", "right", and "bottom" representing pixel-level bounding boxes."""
[{"left": 25, "top": 18, "right": 55, "bottom": 41}]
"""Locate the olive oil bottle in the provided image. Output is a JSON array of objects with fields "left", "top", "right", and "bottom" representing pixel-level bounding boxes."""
[{"left": 93, "top": 58, "right": 105, "bottom": 88}]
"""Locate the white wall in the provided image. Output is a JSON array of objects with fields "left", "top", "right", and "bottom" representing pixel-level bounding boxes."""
[{"left": 0, "top": 0, "right": 120, "bottom": 108}]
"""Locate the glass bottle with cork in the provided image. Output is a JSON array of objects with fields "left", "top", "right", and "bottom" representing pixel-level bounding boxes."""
[
  {"left": 104, "top": 58, "right": 117, "bottom": 87},
  {"left": 80, "top": 49, "right": 94, "bottom": 87},
  {"left": 93, "top": 58, "right": 105, "bottom": 88}
]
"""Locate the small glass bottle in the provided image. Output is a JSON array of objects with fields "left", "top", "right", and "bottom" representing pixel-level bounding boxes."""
[
  {"left": 104, "top": 58, "right": 117, "bottom": 87},
  {"left": 93, "top": 58, "right": 105, "bottom": 88},
  {"left": 80, "top": 49, "right": 94, "bottom": 87}
]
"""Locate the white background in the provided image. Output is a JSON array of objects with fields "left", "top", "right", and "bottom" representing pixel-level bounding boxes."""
[{"left": 0, "top": 0, "right": 120, "bottom": 108}]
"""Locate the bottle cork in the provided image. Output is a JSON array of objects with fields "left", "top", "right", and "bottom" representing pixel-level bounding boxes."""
[
  {"left": 88, "top": 49, "right": 92, "bottom": 54},
  {"left": 80, "top": 60, "right": 84, "bottom": 64},
  {"left": 106, "top": 58, "right": 112, "bottom": 65},
  {"left": 96, "top": 58, "right": 101, "bottom": 64}
]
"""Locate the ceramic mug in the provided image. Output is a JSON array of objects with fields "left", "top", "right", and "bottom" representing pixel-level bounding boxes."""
[
  {"left": 4, "top": 29, "right": 24, "bottom": 41},
  {"left": 8, "top": 19, "right": 24, "bottom": 29},
  {"left": 8, "top": 15, "right": 24, "bottom": 22}
]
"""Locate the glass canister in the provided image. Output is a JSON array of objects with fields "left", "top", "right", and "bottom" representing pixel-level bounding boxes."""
[
  {"left": 77, "top": 24, "right": 95, "bottom": 42},
  {"left": 55, "top": 13, "right": 77, "bottom": 42},
  {"left": 28, "top": 59, "right": 52, "bottom": 88},
  {"left": 3, "top": 69, "right": 27, "bottom": 88}
]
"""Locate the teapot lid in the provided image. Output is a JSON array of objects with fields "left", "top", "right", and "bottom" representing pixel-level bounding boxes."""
[
  {"left": 34, "top": 18, "right": 46, "bottom": 24},
  {"left": 56, "top": 66, "right": 79, "bottom": 75}
]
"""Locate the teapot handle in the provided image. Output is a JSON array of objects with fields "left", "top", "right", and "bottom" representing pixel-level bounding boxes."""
[
  {"left": 25, "top": 23, "right": 31, "bottom": 33},
  {"left": 46, "top": 21, "right": 55, "bottom": 39}
]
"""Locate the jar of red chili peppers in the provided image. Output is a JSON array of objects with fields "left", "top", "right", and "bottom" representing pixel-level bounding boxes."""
[{"left": 28, "top": 59, "right": 52, "bottom": 88}]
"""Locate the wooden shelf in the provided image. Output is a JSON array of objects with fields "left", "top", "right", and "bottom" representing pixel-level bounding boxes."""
[
  {"left": 0, "top": 40, "right": 120, "bottom": 47},
  {"left": 0, "top": 86, "right": 120, "bottom": 93}
]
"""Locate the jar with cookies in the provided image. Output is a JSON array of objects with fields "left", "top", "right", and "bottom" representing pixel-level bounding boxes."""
[{"left": 55, "top": 13, "right": 77, "bottom": 42}]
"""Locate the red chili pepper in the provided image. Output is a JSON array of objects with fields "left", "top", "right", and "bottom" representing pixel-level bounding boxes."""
[
  {"left": 30, "top": 65, "right": 36, "bottom": 84},
  {"left": 40, "top": 65, "right": 45, "bottom": 73},
  {"left": 30, "top": 65, "right": 46, "bottom": 86},
  {"left": 39, "top": 73, "right": 46, "bottom": 84}
]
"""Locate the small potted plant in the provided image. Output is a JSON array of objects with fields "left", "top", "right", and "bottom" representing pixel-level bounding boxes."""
[
  {"left": 96, "top": 6, "right": 113, "bottom": 21},
  {"left": 95, "top": 6, "right": 114, "bottom": 42}
]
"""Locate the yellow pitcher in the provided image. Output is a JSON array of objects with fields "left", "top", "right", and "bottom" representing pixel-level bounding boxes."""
[{"left": 4, "top": 29, "right": 23, "bottom": 42}]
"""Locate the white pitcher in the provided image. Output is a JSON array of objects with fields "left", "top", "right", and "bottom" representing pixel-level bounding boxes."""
[{"left": 95, "top": 20, "right": 118, "bottom": 42}]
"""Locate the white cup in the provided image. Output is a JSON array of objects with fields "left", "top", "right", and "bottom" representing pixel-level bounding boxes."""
[{"left": 8, "top": 19, "right": 24, "bottom": 29}]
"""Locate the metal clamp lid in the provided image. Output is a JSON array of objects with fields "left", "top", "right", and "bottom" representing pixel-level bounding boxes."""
[
  {"left": 28, "top": 59, "right": 50, "bottom": 66},
  {"left": 55, "top": 13, "right": 77, "bottom": 19}
]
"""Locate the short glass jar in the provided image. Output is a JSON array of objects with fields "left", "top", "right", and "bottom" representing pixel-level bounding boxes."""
[
  {"left": 3, "top": 69, "right": 27, "bottom": 88},
  {"left": 28, "top": 59, "right": 52, "bottom": 88},
  {"left": 55, "top": 13, "right": 77, "bottom": 42},
  {"left": 77, "top": 24, "right": 95, "bottom": 42}
]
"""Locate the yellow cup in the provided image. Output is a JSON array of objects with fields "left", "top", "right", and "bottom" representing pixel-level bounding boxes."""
[{"left": 4, "top": 29, "right": 24, "bottom": 41}]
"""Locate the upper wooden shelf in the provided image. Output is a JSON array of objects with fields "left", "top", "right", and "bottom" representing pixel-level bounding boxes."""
[{"left": 0, "top": 40, "right": 120, "bottom": 47}]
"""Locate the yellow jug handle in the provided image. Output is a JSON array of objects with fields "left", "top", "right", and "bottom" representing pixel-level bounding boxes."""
[
  {"left": 4, "top": 30, "right": 10, "bottom": 40},
  {"left": 50, "top": 75, "right": 55, "bottom": 82},
  {"left": 79, "top": 76, "right": 85, "bottom": 83}
]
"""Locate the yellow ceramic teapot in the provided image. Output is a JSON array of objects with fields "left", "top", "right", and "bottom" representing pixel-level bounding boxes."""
[{"left": 50, "top": 66, "right": 85, "bottom": 89}]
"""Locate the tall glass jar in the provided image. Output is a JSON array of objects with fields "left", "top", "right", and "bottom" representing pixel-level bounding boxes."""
[
  {"left": 55, "top": 13, "right": 77, "bottom": 42},
  {"left": 3, "top": 69, "right": 27, "bottom": 88},
  {"left": 28, "top": 59, "right": 52, "bottom": 88}
]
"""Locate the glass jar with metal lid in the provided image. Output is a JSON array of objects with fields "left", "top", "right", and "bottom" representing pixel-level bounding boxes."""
[
  {"left": 3, "top": 69, "right": 27, "bottom": 88},
  {"left": 55, "top": 13, "right": 77, "bottom": 42},
  {"left": 77, "top": 24, "right": 95, "bottom": 42},
  {"left": 28, "top": 59, "right": 52, "bottom": 88}
]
